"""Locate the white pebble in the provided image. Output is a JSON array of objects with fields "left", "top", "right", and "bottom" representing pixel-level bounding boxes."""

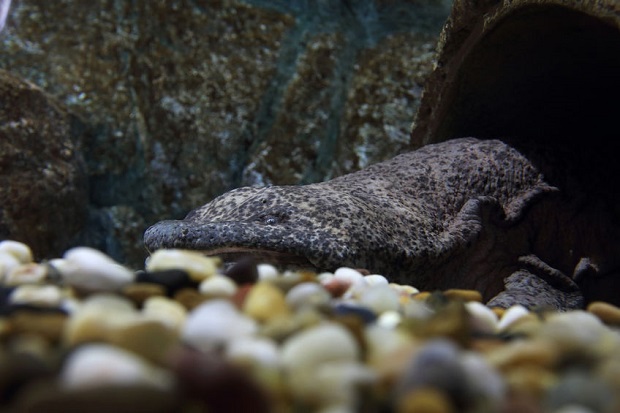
[
  {"left": 358, "top": 284, "right": 400, "bottom": 314},
  {"left": 0, "top": 252, "right": 21, "bottom": 280},
  {"left": 281, "top": 322, "right": 360, "bottom": 372},
  {"left": 146, "top": 249, "right": 219, "bottom": 282},
  {"left": 257, "top": 263, "right": 280, "bottom": 280},
  {"left": 226, "top": 336, "right": 280, "bottom": 368},
  {"left": 10, "top": 284, "right": 66, "bottom": 307},
  {"left": 286, "top": 282, "right": 331, "bottom": 309},
  {"left": 60, "top": 344, "right": 173, "bottom": 390},
  {"left": 57, "top": 247, "right": 135, "bottom": 292},
  {"left": 363, "top": 274, "right": 389, "bottom": 286},
  {"left": 317, "top": 272, "right": 335, "bottom": 283},
  {"left": 333, "top": 267, "right": 364, "bottom": 285},
  {"left": 199, "top": 274, "right": 237, "bottom": 296},
  {"left": 142, "top": 296, "right": 187, "bottom": 333},
  {"left": 377, "top": 311, "right": 402, "bottom": 329},
  {"left": 466, "top": 301, "right": 498, "bottom": 334},
  {"left": 183, "top": 299, "right": 257, "bottom": 350},
  {"left": 0, "top": 240, "right": 33, "bottom": 264},
  {"left": 497, "top": 305, "right": 530, "bottom": 331},
  {"left": 281, "top": 322, "right": 365, "bottom": 407},
  {"left": 4, "top": 263, "right": 48, "bottom": 286}
]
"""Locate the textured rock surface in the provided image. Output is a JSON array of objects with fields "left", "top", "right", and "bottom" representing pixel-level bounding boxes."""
[
  {"left": 0, "top": 70, "right": 87, "bottom": 259},
  {"left": 0, "top": 0, "right": 449, "bottom": 266}
]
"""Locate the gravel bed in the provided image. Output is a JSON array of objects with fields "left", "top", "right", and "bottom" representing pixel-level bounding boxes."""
[{"left": 1, "top": 240, "right": 620, "bottom": 413}]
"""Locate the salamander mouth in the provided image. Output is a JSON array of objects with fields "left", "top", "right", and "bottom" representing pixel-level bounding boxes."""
[{"left": 197, "top": 247, "right": 319, "bottom": 271}]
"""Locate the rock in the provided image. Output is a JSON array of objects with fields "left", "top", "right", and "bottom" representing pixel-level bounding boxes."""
[
  {"left": 136, "top": 269, "right": 194, "bottom": 296},
  {"left": 226, "top": 336, "right": 280, "bottom": 369},
  {"left": 0, "top": 251, "right": 20, "bottom": 280},
  {"left": 396, "top": 387, "right": 455, "bottom": 413},
  {"left": 9, "top": 311, "right": 67, "bottom": 343},
  {"left": 141, "top": 296, "right": 187, "bottom": 333},
  {"left": 146, "top": 249, "right": 219, "bottom": 282},
  {"left": 182, "top": 299, "right": 257, "bottom": 351},
  {"left": 223, "top": 256, "right": 259, "bottom": 285},
  {"left": 587, "top": 301, "right": 620, "bottom": 325},
  {"left": 9, "top": 284, "right": 67, "bottom": 308},
  {"left": 122, "top": 282, "right": 166, "bottom": 306},
  {"left": 443, "top": 289, "right": 482, "bottom": 303},
  {"left": 0, "top": 240, "right": 33, "bottom": 264},
  {"left": 286, "top": 282, "right": 331, "bottom": 310},
  {"left": 358, "top": 284, "right": 400, "bottom": 315},
  {"left": 3, "top": 263, "right": 48, "bottom": 286},
  {"left": 465, "top": 301, "right": 498, "bottom": 335},
  {"left": 544, "top": 372, "right": 613, "bottom": 413},
  {"left": 55, "top": 247, "right": 135, "bottom": 293},
  {"left": 60, "top": 344, "right": 174, "bottom": 390},
  {"left": 0, "top": 71, "right": 87, "bottom": 260},
  {"left": 497, "top": 305, "right": 530, "bottom": 331},
  {"left": 257, "top": 263, "right": 280, "bottom": 281},
  {"left": 171, "top": 347, "right": 271, "bottom": 413},
  {"left": 199, "top": 275, "right": 238, "bottom": 297},
  {"left": 242, "top": 282, "right": 290, "bottom": 323}
]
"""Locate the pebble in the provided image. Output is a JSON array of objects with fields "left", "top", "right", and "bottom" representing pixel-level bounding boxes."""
[
  {"left": 5, "top": 238, "right": 620, "bottom": 412},
  {"left": 55, "top": 247, "right": 135, "bottom": 292},
  {"left": 60, "top": 344, "right": 174, "bottom": 390},
  {"left": 9, "top": 284, "right": 67, "bottom": 307},
  {"left": 198, "top": 274, "right": 238, "bottom": 297},
  {"left": 286, "top": 282, "right": 331, "bottom": 310},
  {"left": 0, "top": 240, "right": 34, "bottom": 264},
  {"left": 146, "top": 249, "right": 219, "bottom": 282},
  {"left": 182, "top": 299, "right": 257, "bottom": 350},
  {"left": 224, "top": 256, "right": 259, "bottom": 284},
  {"left": 443, "top": 289, "right": 483, "bottom": 303},
  {"left": 136, "top": 269, "right": 194, "bottom": 296},
  {"left": 587, "top": 301, "right": 620, "bottom": 325},
  {"left": 3, "top": 263, "right": 48, "bottom": 286},
  {"left": 0, "top": 252, "right": 21, "bottom": 280},
  {"left": 243, "top": 282, "right": 290, "bottom": 322},
  {"left": 142, "top": 296, "right": 187, "bottom": 333}
]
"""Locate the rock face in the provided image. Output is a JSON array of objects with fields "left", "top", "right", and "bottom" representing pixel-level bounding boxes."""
[
  {"left": 0, "top": 70, "right": 87, "bottom": 259},
  {"left": 410, "top": 0, "right": 620, "bottom": 206},
  {"left": 0, "top": 0, "right": 449, "bottom": 266}
]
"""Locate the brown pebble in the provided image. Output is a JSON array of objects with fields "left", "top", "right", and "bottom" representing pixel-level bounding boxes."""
[
  {"left": 396, "top": 387, "right": 455, "bottom": 413},
  {"left": 173, "top": 288, "right": 208, "bottom": 310},
  {"left": 122, "top": 283, "right": 166, "bottom": 306},
  {"left": 490, "top": 307, "right": 506, "bottom": 318},
  {"left": 487, "top": 339, "right": 556, "bottom": 371},
  {"left": 587, "top": 301, "right": 620, "bottom": 325},
  {"left": 443, "top": 289, "right": 482, "bottom": 303},
  {"left": 322, "top": 279, "right": 350, "bottom": 298},
  {"left": 10, "top": 311, "right": 67, "bottom": 343},
  {"left": 15, "top": 382, "right": 180, "bottom": 413},
  {"left": 413, "top": 291, "right": 432, "bottom": 301},
  {"left": 224, "top": 256, "right": 259, "bottom": 285}
]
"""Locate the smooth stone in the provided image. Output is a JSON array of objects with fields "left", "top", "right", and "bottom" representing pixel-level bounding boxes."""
[
  {"left": 224, "top": 256, "right": 259, "bottom": 285},
  {"left": 281, "top": 322, "right": 360, "bottom": 371},
  {"left": 257, "top": 263, "right": 280, "bottom": 280},
  {"left": 243, "top": 282, "right": 290, "bottom": 323},
  {"left": 459, "top": 351, "right": 505, "bottom": 403},
  {"left": 9, "top": 311, "right": 67, "bottom": 343},
  {"left": 136, "top": 269, "right": 194, "bottom": 295},
  {"left": 171, "top": 347, "right": 271, "bottom": 413},
  {"left": 173, "top": 288, "right": 208, "bottom": 310},
  {"left": 377, "top": 311, "right": 403, "bottom": 329},
  {"left": 333, "top": 267, "right": 365, "bottom": 286},
  {"left": 15, "top": 384, "right": 180, "bottom": 413},
  {"left": 146, "top": 249, "right": 220, "bottom": 282},
  {"left": 497, "top": 305, "right": 530, "bottom": 331},
  {"left": 106, "top": 315, "right": 179, "bottom": 363},
  {"left": 322, "top": 278, "right": 352, "bottom": 298},
  {"left": 587, "top": 301, "right": 620, "bottom": 325},
  {"left": 9, "top": 284, "right": 66, "bottom": 307},
  {"left": 363, "top": 274, "right": 389, "bottom": 286},
  {"left": 397, "top": 339, "right": 470, "bottom": 408},
  {"left": 0, "top": 251, "right": 21, "bottom": 280},
  {"left": 545, "top": 372, "right": 613, "bottom": 413},
  {"left": 310, "top": 361, "right": 376, "bottom": 408},
  {"left": 142, "top": 296, "right": 187, "bottom": 333},
  {"left": 487, "top": 339, "right": 557, "bottom": 371},
  {"left": 199, "top": 274, "right": 238, "bottom": 297},
  {"left": 60, "top": 344, "right": 174, "bottom": 390},
  {"left": 396, "top": 388, "right": 455, "bottom": 413},
  {"left": 358, "top": 284, "right": 400, "bottom": 314},
  {"left": 365, "top": 324, "right": 417, "bottom": 381},
  {"left": 540, "top": 311, "right": 611, "bottom": 353},
  {"left": 443, "top": 289, "right": 483, "bottom": 303},
  {"left": 286, "top": 282, "right": 331, "bottom": 310},
  {"left": 333, "top": 303, "right": 377, "bottom": 324},
  {"left": 0, "top": 240, "right": 34, "bottom": 264},
  {"left": 465, "top": 301, "right": 498, "bottom": 335},
  {"left": 183, "top": 299, "right": 258, "bottom": 350},
  {"left": 122, "top": 282, "right": 166, "bottom": 306},
  {"left": 226, "top": 336, "right": 280, "bottom": 368},
  {"left": 56, "top": 247, "right": 135, "bottom": 292},
  {"left": 4, "top": 263, "right": 48, "bottom": 286}
]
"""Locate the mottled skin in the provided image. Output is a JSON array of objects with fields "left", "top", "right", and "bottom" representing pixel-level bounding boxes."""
[{"left": 144, "top": 138, "right": 620, "bottom": 309}]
